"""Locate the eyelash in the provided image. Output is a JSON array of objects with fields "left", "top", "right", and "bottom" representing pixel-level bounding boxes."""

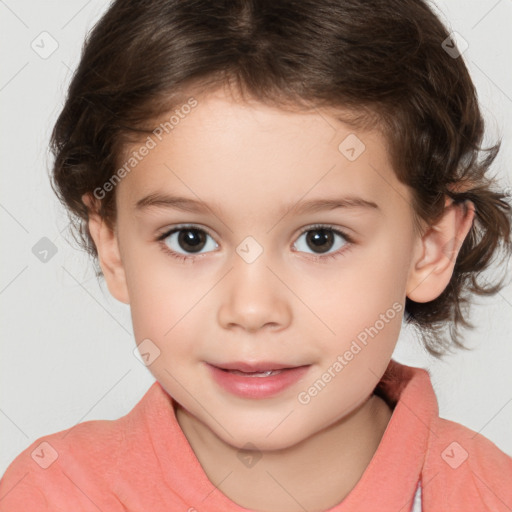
[{"left": 155, "top": 224, "right": 354, "bottom": 264}]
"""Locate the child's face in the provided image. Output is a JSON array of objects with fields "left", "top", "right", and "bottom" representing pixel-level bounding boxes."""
[{"left": 111, "top": 88, "right": 423, "bottom": 450}]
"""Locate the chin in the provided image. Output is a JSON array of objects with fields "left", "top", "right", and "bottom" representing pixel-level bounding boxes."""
[{"left": 217, "top": 424, "right": 313, "bottom": 453}]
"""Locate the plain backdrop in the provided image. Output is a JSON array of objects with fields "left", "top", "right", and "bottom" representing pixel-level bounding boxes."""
[{"left": 1, "top": 0, "right": 511, "bottom": 475}]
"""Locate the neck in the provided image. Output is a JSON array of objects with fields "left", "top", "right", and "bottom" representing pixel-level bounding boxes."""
[{"left": 176, "top": 393, "right": 393, "bottom": 512}]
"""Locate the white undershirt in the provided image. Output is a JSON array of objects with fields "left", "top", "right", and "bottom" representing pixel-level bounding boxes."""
[{"left": 411, "top": 480, "right": 422, "bottom": 511}]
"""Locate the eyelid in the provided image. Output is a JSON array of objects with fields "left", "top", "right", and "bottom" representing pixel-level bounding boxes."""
[
  {"left": 156, "top": 223, "right": 218, "bottom": 242},
  {"left": 158, "top": 225, "right": 354, "bottom": 267},
  {"left": 295, "top": 223, "right": 354, "bottom": 242},
  {"left": 156, "top": 223, "right": 354, "bottom": 244}
]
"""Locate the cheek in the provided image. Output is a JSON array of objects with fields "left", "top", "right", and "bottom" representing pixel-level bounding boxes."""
[
  {"left": 122, "top": 245, "right": 196, "bottom": 344},
  {"left": 124, "top": 256, "right": 217, "bottom": 383},
  {"left": 296, "top": 239, "right": 407, "bottom": 378},
  {"left": 305, "top": 248, "right": 406, "bottom": 336}
]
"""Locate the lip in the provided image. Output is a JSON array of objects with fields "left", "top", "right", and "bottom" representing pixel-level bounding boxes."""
[
  {"left": 212, "top": 361, "right": 299, "bottom": 372},
  {"left": 206, "top": 362, "right": 310, "bottom": 399}
]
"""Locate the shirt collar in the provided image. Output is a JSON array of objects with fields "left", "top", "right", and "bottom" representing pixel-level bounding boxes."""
[{"left": 146, "top": 359, "right": 436, "bottom": 511}]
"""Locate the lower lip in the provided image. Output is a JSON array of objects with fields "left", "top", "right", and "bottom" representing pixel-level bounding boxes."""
[{"left": 206, "top": 364, "right": 310, "bottom": 399}]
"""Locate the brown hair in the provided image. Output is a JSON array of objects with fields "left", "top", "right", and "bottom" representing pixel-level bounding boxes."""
[{"left": 49, "top": 0, "right": 511, "bottom": 357}]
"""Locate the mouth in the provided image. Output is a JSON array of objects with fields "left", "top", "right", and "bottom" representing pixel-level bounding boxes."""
[
  {"left": 212, "top": 361, "right": 298, "bottom": 374},
  {"left": 206, "top": 361, "right": 310, "bottom": 399},
  {"left": 219, "top": 369, "right": 284, "bottom": 377}
]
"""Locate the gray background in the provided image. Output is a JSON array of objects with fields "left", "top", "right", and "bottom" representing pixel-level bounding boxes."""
[{"left": 1, "top": 0, "right": 511, "bottom": 475}]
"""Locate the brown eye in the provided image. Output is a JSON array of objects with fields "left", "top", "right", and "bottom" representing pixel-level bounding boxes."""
[
  {"left": 177, "top": 228, "right": 207, "bottom": 253},
  {"left": 294, "top": 225, "right": 349, "bottom": 256},
  {"left": 305, "top": 229, "right": 335, "bottom": 253},
  {"left": 161, "top": 226, "right": 218, "bottom": 255}
]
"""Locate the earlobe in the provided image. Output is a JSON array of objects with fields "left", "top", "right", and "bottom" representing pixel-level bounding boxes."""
[
  {"left": 406, "top": 198, "right": 475, "bottom": 303},
  {"left": 82, "top": 193, "right": 130, "bottom": 304}
]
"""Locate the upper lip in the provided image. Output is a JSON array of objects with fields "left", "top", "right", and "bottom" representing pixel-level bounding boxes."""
[{"left": 209, "top": 361, "right": 305, "bottom": 372}]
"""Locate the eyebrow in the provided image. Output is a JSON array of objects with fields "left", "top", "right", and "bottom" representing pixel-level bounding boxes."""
[{"left": 134, "top": 193, "right": 380, "bottom": 216}]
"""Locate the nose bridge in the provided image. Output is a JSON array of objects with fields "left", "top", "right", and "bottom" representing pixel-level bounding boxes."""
[{"left": 217, "top": 236, "right": 292, "bottom": 332}]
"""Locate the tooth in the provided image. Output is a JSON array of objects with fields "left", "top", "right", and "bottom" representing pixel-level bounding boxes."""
[{"left": 226, "top": 369, "right": 285, "bottom": 377}]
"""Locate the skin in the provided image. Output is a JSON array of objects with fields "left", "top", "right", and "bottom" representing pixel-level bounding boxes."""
[{"left": 84, "top": 86, "right": 475, "bottom": 512}]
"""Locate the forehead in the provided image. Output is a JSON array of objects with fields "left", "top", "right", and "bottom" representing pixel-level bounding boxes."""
[{"left": 116, "top": 89, "right": 412, "bottom": 220}]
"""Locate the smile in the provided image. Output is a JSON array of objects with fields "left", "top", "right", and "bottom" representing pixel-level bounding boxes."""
[
  {"left": 206, "top": 362, "right": 310, "bottom": 399},
  {"left": 223, "top": 369, "right": 282, "bottom": 377}
]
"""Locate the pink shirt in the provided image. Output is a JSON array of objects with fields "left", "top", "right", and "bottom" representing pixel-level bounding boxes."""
[{"left": 1, "top": 360, "right": 511, "bottom": 511}]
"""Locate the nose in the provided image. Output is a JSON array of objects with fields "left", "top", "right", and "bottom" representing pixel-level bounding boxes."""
[{"left": 217, "top": 250, "right": 292, "bottom": 333}]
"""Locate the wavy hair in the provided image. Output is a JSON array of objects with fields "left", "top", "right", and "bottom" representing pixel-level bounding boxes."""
[{"left": 49, "top": 0, "right": 511, "bottom": 356}]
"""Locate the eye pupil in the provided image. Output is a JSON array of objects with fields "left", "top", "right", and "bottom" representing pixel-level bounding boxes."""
[
  {"left": 307, "top": 229, "right": 334, "bottom": 253},
  {"left": 167, "top": 226, "right": 343, "bottom": 259},
  {"left": 178, "top": 229, "right": 206, "bottom": 253}
]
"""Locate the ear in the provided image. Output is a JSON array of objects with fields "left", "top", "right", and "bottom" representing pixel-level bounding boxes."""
[
  {"left": 82, "top": 193, "right": 130, "bottom": 304},
  {"left": 406, "top": 197, "right": 475, "bottom": 303}
]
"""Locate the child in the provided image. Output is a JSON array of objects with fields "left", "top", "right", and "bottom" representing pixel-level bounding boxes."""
[{"left": 1, "top": 0, "right": 511, "bottom": 510}]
